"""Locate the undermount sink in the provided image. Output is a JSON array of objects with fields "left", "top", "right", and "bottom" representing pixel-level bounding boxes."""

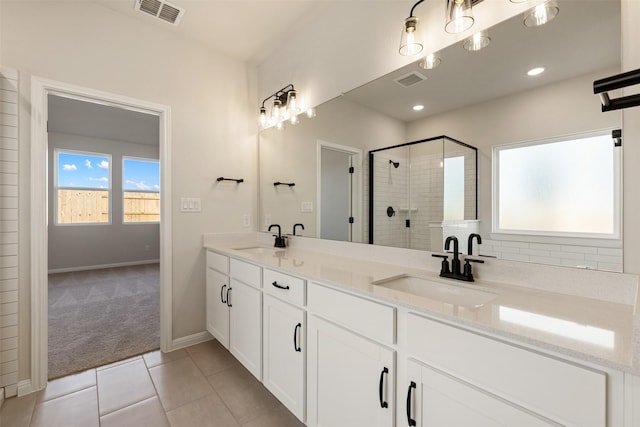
[
  {"left": 373, "top": 275, "right": 499, "bottom": 309},
  {"left": 233, "top": 246, "right": 285, "bottom": 256}
]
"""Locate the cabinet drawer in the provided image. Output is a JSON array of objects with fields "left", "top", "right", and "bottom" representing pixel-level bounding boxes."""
[
  {"left": 207, "top": 250, "right": 228, "bottom": 274},
  {"left": 230, "top": 258, "right": 261, "bottom": 288},
  {"left": 263, "top": 268, "right": 305, "bottom": 306},
  {"left": 407, "top": 314, "right": 606, "bottom": 427},
  {"left": 308, "top": 283, "right": 395, "bottom": 345}
]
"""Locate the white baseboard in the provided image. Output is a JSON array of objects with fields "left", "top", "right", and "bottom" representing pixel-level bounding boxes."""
[
  {"left": 171, "top": 331, "right": 212, "bottom": 351},
  {"left": 17, "top": 379, "right": 34, "bottom": 397},
  {"left": 48, "top": 259, "right": 160, "bottom": 274},
  {"left": 0, "top": 387, "right": 4, "bottom": 409}
]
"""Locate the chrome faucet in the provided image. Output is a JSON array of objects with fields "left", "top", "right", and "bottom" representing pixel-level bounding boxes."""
[
  {"left": 268, "top": 224, "right": 287, "bottom": 248},
  {"left": 432, "top": 235, "right": 484, "bottom": 282}
]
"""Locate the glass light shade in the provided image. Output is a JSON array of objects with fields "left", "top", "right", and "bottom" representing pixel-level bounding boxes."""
[
  {"left": 445, "top": 0, "right": 474, "bottom": 34},
  {"left": 419, "top": 53, "right": 441, "bottom": 70},
  {"left": 399, "top": 17, "right": 423, "bottom": 56},
  {"left": 463, "top": 31, "right": 491, "bottom": 51},
  {"left": 287, "top": 90, "right": 298, "bottom": 114},
  {"left": 272, "top": 99, "right": 282, "bottom": 119},
  {"left": 259, "top": 107, "right": 267, "bottom": 127},
  {"left": 524, "top": 1, "right": 559, "bottom": 27}
]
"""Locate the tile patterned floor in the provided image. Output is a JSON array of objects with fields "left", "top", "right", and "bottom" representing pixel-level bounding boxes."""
[{"left": 0, "top": 340, "right": 304, "bottom": 427}]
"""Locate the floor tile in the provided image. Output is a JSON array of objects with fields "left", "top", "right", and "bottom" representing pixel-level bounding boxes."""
[
  {"left": 37, "top": 368, "right": 96, "bottom": 403},
  {"left": 100, "top": 396, "right": 170, "bottom": 427},
  {"left": 96, "top": 355, "right": 143, "bottom": 371},
  {"left": 31, "top": 387, "right": 99, "bottom": 427},
  {"left": 166, "top": 393, "right": 240, "bottom": 427},
  {"left": 97, "top": 358, "right": 156, "bottom": 415},
  {"left": 149, "top": 356, "right": 214, "bottom": 411},
  {"left": 207, "top": 365, "right": 280, "bottom": 425},
  {"left": 0, "top": 392, "right": 38, "bottom": 427},
  {"left": 142, "top": 348, "right": 188, "bottom": 369},
  {"left": 186, "top": 339, "right": 240, "bottom": 376},
  {"left": 242, "top": 404, "right": 304, "bottom": 427}
]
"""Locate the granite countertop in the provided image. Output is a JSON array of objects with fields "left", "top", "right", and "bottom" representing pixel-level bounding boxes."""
[{"left": 203, "top": 234, "right": 639, "bottom": 375}]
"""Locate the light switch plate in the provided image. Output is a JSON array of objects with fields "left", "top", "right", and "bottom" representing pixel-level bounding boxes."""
[
  {"left": 180, "top": 197, "right": 201, "bottom": 212},
  {"left": 301, "top": 201, "right": 313, "bottom": 213}
]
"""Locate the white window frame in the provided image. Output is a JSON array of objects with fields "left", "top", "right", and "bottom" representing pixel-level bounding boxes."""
[
  {"left": 54, "top": 148, "right": 112, "bottom": 226},
  {"left": 122, "top": 156, "right": 160, "bottom": 224},
  {"left": 492, "top": 130, "right": 621, "bottom": 241}
]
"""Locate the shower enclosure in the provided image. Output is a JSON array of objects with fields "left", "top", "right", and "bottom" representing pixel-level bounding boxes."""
[{"left": 368, "top": 136, "right": 477, "bottom": 251}]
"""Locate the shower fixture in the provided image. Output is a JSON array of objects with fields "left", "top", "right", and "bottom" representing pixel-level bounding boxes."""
[{"left": 389, "top": 160, "right": 400, "bottom": 168}]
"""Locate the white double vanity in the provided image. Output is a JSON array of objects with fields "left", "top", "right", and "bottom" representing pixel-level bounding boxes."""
[{"left": 203, "top": 232, "right": 640, "bottom": 427}]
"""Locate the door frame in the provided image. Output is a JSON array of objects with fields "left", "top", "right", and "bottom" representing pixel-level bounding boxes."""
[
  {"left": 30, "top": 76, "right": 172, "bottom": 391},
  {"left": 316, "top": 140, "right": 362, "bottom": 243}
]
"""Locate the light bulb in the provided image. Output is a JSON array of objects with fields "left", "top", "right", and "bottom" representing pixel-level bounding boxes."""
[
  {"left": 399, "top": 17, "right": 423, "bottom": 56},
  {"left": 259, "top": 107, "right": 267, "bottom": 127}
]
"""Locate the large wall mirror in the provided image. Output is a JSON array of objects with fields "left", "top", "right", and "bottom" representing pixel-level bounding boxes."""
[{"left": 259, "top": 0, "right": 622, "bottom": 272}]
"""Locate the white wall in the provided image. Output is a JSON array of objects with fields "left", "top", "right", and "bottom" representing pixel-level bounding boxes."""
[
  {"left": 1, "top": 1, "right": 257, "bottom": 381},
  {"left": 47, "top": 132, "right": 160, "bottom": 271}
]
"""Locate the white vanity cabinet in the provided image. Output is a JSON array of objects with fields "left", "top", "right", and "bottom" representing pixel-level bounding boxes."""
[
  {"left": 206, "top": 251, "right": 263, "bottom": 380},
  {"left": 206, "top": 251, "right": 230, "bottom": 347},
  {"left": 307, "top": 283, "right": 396, "bottom": 427},
  {"left": 402, "top": 313, "right": 608, "bottom": 427},
  {"left": 262, "top": 268, "right": 307, "bottom": 422}
]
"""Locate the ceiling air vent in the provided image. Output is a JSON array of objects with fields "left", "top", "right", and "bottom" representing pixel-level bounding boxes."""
[
  {"left": 135, "top": 0, "right": 185, "bottom": 26},
  {"left": 394, "top": 71, "right": 427, "bottom": 88}
]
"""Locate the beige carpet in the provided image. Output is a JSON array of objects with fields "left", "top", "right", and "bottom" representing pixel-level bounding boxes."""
[{"left": 48, "top": 264, "right": 160, "bottom": 379}]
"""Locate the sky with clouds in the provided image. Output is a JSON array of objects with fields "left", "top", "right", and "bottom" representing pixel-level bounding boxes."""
[{"left": 57, "top": 152, "right": 159, "bottom": 191}]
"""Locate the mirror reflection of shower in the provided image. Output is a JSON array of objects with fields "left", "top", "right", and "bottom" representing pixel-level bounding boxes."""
[{"left": 369, "top": 136, "right": 478, "bottom": 252}]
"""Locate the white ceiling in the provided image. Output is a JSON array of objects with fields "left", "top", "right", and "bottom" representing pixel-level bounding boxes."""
[
  {"left": 93, "top": 0, "right": 321, "bottom": 64},
  {"left": 343, "top": 0, "right": 621, "bottom": 122}
]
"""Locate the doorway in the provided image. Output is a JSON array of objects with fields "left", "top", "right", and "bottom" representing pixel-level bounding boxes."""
[
  {"left": 30, "top": 77, "right": 172, "bottom": 391},
  {"left": 317, "top": 141, "right": 362, "bottom": 242}
]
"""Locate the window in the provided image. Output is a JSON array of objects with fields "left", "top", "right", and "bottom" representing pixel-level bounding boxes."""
[
  {"left": 123, "top": 157, "right": 160, "bottom": 223},
  {"left": 443, "top": 156, "right": 465, "bottom": 220},
  {"left": 493, "top": 132, "right": 619, "bottom": 238},
  {"left": 55, "top": 150, "right": 111, "bottom": 224}
]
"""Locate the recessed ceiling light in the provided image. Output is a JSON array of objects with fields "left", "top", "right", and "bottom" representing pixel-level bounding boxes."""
[
  {"left": 527, "top": 67, "right": 546, "bottom": 76},
  {"left": 412, "top": 104, "right": 424, "bottom": 111}
]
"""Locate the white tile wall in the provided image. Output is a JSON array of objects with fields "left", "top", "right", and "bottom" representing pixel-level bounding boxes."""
[
  {"left": 480, "top": 237, "right": 623, "bottom": 272},
  {"left": 0, "top": 66, "right": 19, "bottom": 395}
]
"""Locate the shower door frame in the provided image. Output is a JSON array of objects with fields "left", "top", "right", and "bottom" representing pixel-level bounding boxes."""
[{"left": 368, "top": 135, "right": 478, "bottom": 245}]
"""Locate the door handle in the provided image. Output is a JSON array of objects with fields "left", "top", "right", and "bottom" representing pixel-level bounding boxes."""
[
  {"left": 378, "top": 367, "right": 389, "bottom": 409},
  {"left": 293, "top": 323, "right": 302, "bottom": 352},
  {"left": 406, "top": 381, "right": 417, "bottom": 426},
  {"left": 220, "top": 284, "right": 227, "bottom": 304},
  {"left": 272, "top": 281, "right": 290, "bottom": 290},
  {"left": 226, "top": 287, "right": 232, "bottom": 307}
]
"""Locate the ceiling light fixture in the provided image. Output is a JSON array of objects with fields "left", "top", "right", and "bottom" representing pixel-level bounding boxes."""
[
  {"left": 259, "top": 84, "right": 309, "bottom": 130},
  {"left": 463, "top": 30, "right": 490, "bottom": 51},
  {"left": 527, "top": 66, "right": 546, "bottom": 76},
  {"left": 445, "top": 0, "right": 474, "bottom": 34},
  {"left": 419, "top": 53, "right": 442, "bottom": 70},
  {"left": 523, "top": 0, "right": 559, "bottom": 27},
  {"left": 413, "top": 104, "right": 425, "bottom": 111}
]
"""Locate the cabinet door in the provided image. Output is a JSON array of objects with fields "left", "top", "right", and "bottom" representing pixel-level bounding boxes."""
[
  {"left": 229, "top": 278, "right": 262, "bottom": 380},
  {"left": 263, "top": 295, "right": 305, "bottom": 422},
  {"left": 404, "top": 359, "right": 554, "bottom": 427},
  {"left": 307, "top": 316, "right": 394, "bottom": 427},
  {"left": 206, "top": 267, "right": 230, "bottom": 348}
]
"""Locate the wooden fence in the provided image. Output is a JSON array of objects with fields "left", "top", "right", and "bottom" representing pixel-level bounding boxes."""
[{"left": 57, "top": 190, "right": 160, "bottom": 224}]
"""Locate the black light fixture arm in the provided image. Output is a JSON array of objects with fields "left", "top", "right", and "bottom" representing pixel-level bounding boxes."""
[
  {"left": 261, "top": 84, "right": 296, "bottom": 109},
  {"left": 409, "top": 0, "right": 424, "bottom": 17}
]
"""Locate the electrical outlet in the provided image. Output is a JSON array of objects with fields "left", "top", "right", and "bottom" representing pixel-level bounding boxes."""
[{"left": 242, "top": 214, "right": 251, "bottom": 228}]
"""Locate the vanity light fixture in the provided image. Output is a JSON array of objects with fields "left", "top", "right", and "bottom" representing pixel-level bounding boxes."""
[
  {"left": 445, "top": 0, "right": 474, "bottom": 34},
  {"left": 419, "top": 53, "right": 442, "bottom": 70},
  {"left": 259, "top": 84, "right": 308, "bottom": 130},
  {"left": 462, "top": 30, "right": 490, "bottom": 51},
  {"left": 527, "top": 66, "right": 546, "bottom": 76},
  {"left": 523, "top": 0, "right": 559, "bottom": 27},
  {"left": 399, "top": 0, "right": 425, "bottom": 56}
]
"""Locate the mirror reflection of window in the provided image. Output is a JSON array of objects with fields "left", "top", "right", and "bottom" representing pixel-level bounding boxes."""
[
  {"left": 443, "top": 156, "right": 465, "bottom": 220},
  {"left": 495, "top": 132, "right": 619, "bottom": 237}
]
